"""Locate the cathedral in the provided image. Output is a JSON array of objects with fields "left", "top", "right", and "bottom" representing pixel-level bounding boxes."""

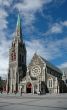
[{"left": 7, "top": 15, "right": 63, "bottom": 94}]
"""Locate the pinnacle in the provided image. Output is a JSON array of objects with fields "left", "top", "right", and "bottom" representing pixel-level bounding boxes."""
[
  {"left": 16, "top": 14, "right": 22, "bottom": 40},
  {"left": 17, "top": 14, "right": 21, "bottom": 30}
]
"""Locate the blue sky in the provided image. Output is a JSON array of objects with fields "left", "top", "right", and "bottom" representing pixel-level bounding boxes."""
[{"left": 0, "top": 0, "right": 67, "bottom": 77}]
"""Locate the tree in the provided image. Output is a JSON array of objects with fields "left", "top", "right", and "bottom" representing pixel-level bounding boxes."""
[{"left": 0, "top": 77, "right": 3, "bottom": 92}]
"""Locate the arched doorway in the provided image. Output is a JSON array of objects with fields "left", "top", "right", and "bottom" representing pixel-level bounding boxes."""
[{"left": 26, "top": 82, "right": 32, "bottom": 93}]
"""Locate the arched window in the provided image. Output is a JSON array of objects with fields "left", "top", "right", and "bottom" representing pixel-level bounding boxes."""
[
  {"left": 14, "top": 52, "right": 16, "bottom": 60},
  {"left": 48, "top": 78, "right": 53, "bottom": 88}
]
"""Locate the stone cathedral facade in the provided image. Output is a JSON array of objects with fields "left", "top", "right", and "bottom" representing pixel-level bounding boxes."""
[
  {"left": 19, "top": 53, "right": 62, "bottom": 94},
  {"left": 7, "top": 15, "right": 63, "bottom": 94}
]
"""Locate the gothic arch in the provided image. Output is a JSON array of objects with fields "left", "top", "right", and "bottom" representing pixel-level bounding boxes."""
[{"left": 26, "top": 82, "right": 32, "bottom": 93}]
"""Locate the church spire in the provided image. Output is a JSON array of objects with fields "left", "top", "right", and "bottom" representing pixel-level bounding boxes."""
[
  {"left": 17, "top": 14, "right": 21, "bottom": 30},
  {"left": 16, "top": 14, "right": 22, "bottom": 40}
]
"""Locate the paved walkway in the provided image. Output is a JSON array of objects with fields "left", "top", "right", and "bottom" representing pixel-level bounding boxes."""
[{"left": 0, "top": 93, "right": 67, "bottom": 110}]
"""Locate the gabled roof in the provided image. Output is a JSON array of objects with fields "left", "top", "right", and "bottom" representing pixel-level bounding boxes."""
[
  {"left": 29, "top": 53, "right": 62, "bottom": 75},
  {"left": 40, "top": 56, "right": 62, "bottom": 74}
]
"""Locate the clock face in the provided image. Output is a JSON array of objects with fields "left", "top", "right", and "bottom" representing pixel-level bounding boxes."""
[{"left": 31, "top": 65, "right": 41, "bottom": 77}]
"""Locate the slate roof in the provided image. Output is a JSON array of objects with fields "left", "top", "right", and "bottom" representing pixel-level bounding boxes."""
[{"left": 40, "top": 56, "right": 62, "bottom": 74}]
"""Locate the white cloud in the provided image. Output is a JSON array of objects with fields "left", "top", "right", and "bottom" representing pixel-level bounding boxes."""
[
  {"left": 14, "top": 0, "right": 52, "bottom": 12},
  {"left": 45, "top": 23, "right": 62, "bottom": 35},
  {"left": 0, "top": 8, "right": 8, "bottom": 30},
  {"left": 0, "top": 19, "right": 8, "bottom": 30},
  {"left": 0, "top": 0, "right": 12, "bottom": 77},
  {"left": 0, "top": 9, "right": 8, "bottom": 18},
  {"left": 26, "top": 39, "right": 46, "bottom": 64},
  {"left": 26, "top": 37, "right": 67, "bottom": 64},
  {"left": 59, "top": 62, "right": 67, "bottom": 68},
  {"left": 0, "top": 0, "right": 12, "bottom": 7},
  {"left": 0, "top": 38, "right": 10, "bottom": 78},
  {"left": 14, "top": 0, "right": 52, "bottom": 26},
  {"left": 61, "top": 21, "right": 67, "bottom": 27},
  {"left": 51, "top": 23, "right": 62, "bottom": 33},
  {"left": 45, "top": 20, "right": 67, "bottom": 35}
]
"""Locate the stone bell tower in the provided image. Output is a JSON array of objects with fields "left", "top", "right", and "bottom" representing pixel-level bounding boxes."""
[{"left": 7, "top": 14, "right": 26, "bottom": 93}]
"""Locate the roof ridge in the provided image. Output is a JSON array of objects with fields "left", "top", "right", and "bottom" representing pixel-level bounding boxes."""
[{"left": 40, "top": 56, "right": 62, "bottom": 74}]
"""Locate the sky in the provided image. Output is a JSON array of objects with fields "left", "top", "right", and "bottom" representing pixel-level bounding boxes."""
[{"left": 0, "top": 0, "right": 67, "bottom": 78}]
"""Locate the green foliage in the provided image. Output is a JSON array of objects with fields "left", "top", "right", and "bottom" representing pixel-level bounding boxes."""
[{"left": 0, "top": 77, "right": 3, "bottom": 90}]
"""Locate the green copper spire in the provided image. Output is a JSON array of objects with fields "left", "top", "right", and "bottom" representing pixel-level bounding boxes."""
[
  {"left": 17, "top": 14, "right": 21, "bottom": 30},
  {"left": 16, "top": 14, "right": 22, "bottom": 39}
]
